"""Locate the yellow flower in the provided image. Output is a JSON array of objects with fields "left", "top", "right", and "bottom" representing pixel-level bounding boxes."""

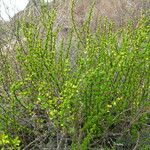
[
  {"left": 113, "top": 101, "right": 117, "bottom": 106},
  {"left": 107, "top": 104, "right": 112, "bottom": 108}
]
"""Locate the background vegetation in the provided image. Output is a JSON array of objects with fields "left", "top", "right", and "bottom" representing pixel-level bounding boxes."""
[{"left": 0, "top": 0, "right": 149, "bottom": 149}]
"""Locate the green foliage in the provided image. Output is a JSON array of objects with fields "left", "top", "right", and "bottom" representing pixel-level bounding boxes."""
[
  {"left": 0, "top": 133, "right": 20, "bottom": 150},
  {"left": 0, "top": 2, "right": 149, "bottom": 149}
]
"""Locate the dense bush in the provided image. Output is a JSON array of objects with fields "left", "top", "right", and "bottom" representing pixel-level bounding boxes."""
[{"left": 0, "top": 1, "right": 149, "bottom": 149}]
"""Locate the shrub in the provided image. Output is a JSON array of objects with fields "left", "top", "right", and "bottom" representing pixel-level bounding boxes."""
[{"left": 0, "top": 1, "right": 149, "bottom": 149}]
